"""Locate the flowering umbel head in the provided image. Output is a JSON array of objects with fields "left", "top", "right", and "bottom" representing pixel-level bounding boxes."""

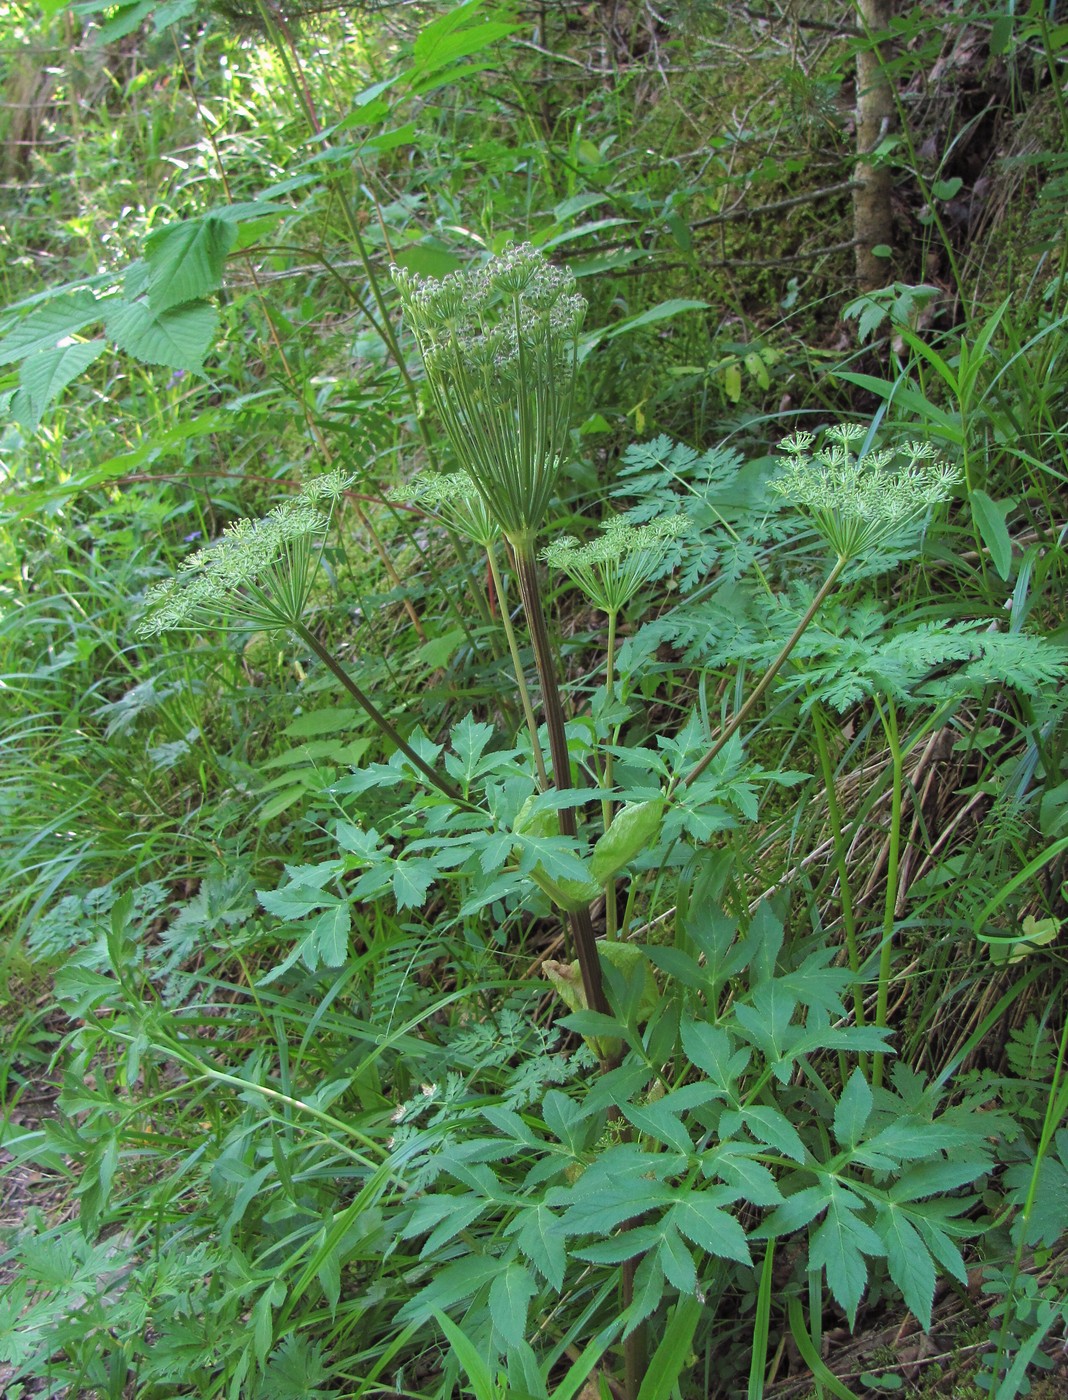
[
  {"left": 771, "top": 425, "right": 961, "bottom": 561},
  {"left": 137, "top": 472, "right": 356, "bottom": 637},
  {"left": 542, "top": 515, "right": 687, "bottom": 615},
  {"left": 391, "top": 244, "right": 586, "bottom": 552},
  {"left": 388, "top": 470, "right": 500, "bottom": 550}
]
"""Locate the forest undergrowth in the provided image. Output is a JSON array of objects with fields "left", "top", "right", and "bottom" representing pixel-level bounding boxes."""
[{"left": 0, "top": 1, "right": 1066, "bottom": 1397}]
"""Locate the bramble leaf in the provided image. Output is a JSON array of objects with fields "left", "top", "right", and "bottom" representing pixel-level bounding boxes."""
[
  {"left": 143, "top": 215, "right": 236, "bottom": 312},
  {"left": 17, "top": 340, "right": 106, "bottom": 426},
  {"left": 105, "top": 298, "right": 218, "bottom": 370}
]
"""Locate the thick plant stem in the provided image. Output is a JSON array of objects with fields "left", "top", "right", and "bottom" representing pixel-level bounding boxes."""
[
  {"left": 292, "top": 622, "right": 475, "bottom": 811},
  {"left": 513, "top": 548, "right": 609, "bottom": 1017},
  {"left": 873, "top": 694, "right": 903, "bottom": 1090},
  {"left": 673, "top": 556, "right": 848, "bottom": 797},
  {"left": 486, "top": 544, "right": 549, "bottom": 789},
  {"left": 622, "top": 1260, "right": 646, "bottom": 1400}
]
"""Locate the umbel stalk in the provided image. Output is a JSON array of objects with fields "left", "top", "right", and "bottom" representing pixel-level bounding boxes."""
[{"left": 291, "top": 621, "right": 474, "bottom": 811}]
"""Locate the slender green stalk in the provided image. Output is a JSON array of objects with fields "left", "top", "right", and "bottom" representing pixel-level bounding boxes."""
[
  {"left": 603, "top": 607, "right": 619, "bottom": 942},
  {"left": 291, "top": 621, "right": 476, "bottom": 811},
  {"left": 486, "top": 543, "right": 549, "bottom": 789},
  {"left": 872, "top": 694, "right": 904, "bottom": 1090},
  {"left": 513, "top": 548, "right": 608, "bottom": 1017},
  {"left": 673, "top": 557, "right": 848, "bottom": 797},
  {"left": 810, "top": 701, "right": 865, "bottom": 1031},
  {"left": 990, "top": 1012, "right": 1068, "bottom": 1389}
]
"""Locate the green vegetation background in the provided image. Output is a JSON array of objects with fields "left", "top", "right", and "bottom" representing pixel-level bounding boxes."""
[{"left": 0, "top": 2, "right": 1065, "bottom": 1397}]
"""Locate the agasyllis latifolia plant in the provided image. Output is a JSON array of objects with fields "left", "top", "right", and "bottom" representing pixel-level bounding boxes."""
[
  {"left": 135, "top": 247, "right": 993, "bottom": 1400},
  {"left": 139, "top": 245, "right": 967, "bottom": 1035}
]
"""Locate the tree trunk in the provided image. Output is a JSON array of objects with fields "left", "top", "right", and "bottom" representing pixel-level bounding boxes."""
[{"left": 854, "top": 0, "right": 895, "bottom": 291}]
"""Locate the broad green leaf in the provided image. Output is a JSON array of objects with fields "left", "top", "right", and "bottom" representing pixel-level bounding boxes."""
[
  {"left": 589, "top": 800, "right": 663, "bottom": 885},
  {"left": 874, "top": 1207, "right": 935, "bottom": 1329},
  {"left": 412, "top": 0, "right": 517, "bottom": 71},
  {"left": 724, "top": 361, "right": 742, "bottom": 403},
  {"left": 857, "top": 1116, "right": 974, "bottom": 1166},
  {"left": 144, "top": 215, "right": 236, "bottom": 312},
  {"left": 701, "top": 1142, "right": 783, "bottom": 1206},
  {"left": 576, "top": 1223, "right": 666, "bottom": 1264},
  {"left": 396, "top": 1254, "right": 503, "bottom": 1325},
  {"left": 990, "top": 13, "right": 1014, "bottom": 53},
  {"left": 623, "top": 1248, "right": 666, "bottom": 1336},
  {"left": 808, "top": 1188, "right": 884, "bottom": 1327},
  {"left": 620, "top": 1096, "right": 702, "bottom": 1156},
  {"left": 580, "top": 299, "right": 709, "bottom": 357},
  {"left": 257, "top": 886, "right": 325, "bottom": 920},
  {"left": 742, "top": 900, "right": 785, "bottom": 985},
  {"left": 680, "top": 1019, "right": 736, "bottom": 1087},
  {"left": 758, "top": 1183, "right": 832, "bottom": 1238},
  {"left": 283, "top": 707, "right": 361, "bottom": 739},
  {"left": 53, "top": 966, "right": 118, "bottom": 1016},
  {"left": 735, "top": 981, "right": 798, "bottom": 1060},
  {"left": 318, "top": 1248, "right": 341, "bottom": 1313},
  {"left": 670, "top": 1194, "right": 751, "bottom": 1264},
  {"left": 17, "top": 340, "right": 106, "bottom": 426},
  {"left": 643, "top": 945, "right": 706, "bottom": 991},
  {"left": 910, "top": 1212, "right": 968, "bottom": 1285},
  {"left": 740, "top": 1105, "right": 806, "bottom": 1162},
  {"left": 970, "top": 489, "right": 1013, "bottom": 581},
  {"left": 489, "top": 1262, "right": 536, "bottom": 1347},
  {"left": 392, "top": 859, "right": 438, "bottom": 910},
  {"left": 91, "top": 0, "right": 156, "bottom": 42},
  {"left": 931, "top": 177, "right": 963, "bottom": 200},
  {"left": 1003, "top": 1152, "right": 1068, "bottom": 1248},
  {"left": 251, "top": 1286, "right": 275, "bottom": 1368},
  {"left": 744, "top": 349, "right": 770, "bottom": 389},
  {"left": 391, "top": 242, "right": 465, "bottom": 278},
  {"left": 540, "top": 1089, "right": 586, "bottom": 1151},
  {"left": 511, "top": 1204, "right": 566, "bottom": 1290},
  {"left": 447, "top": 713, "right": 498, "bottom": 781},
  {"left": 665, "top": 211, "right": 693, "bottom": 251},
  {"left": 105, "top": 298, "right": 218, "bottom": 370},
  {"left": 888, "top": 1158, "right": 988, "bottom": 1201},
  {"left": 152, "top": 0, "right": 197, "bottom": 29},
  {"left": 599, "top": 940, "right": 660, "bottom": 1021},
  {"left": 0, "top": 289, "right": 103, "bottom": 364},
  {"left": 833, "top": 1069, "right": 873, "bottom": 1150},
  {"left": 658, "top": 1226, "right": 698, "bottom": 1293},
  {"left": 311, "top": 902, "right": 350, "bottom": 967}
]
